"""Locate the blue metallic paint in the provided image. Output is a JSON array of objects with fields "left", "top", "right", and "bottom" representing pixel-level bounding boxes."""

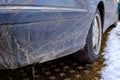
[{"left": 0, "top": 0, "right": 118, "bottom": 69}]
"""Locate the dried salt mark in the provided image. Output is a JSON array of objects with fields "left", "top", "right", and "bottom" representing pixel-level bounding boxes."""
[
  {"left": 64, "top": 66, "right": 69, "bottom": 69},
  {"left": 64, "top": 78, "right": 71, "bottom": 80},
  {"left": 77, "top": 66, "right": 84, "bottom": 70},
  {"left": 59, "top": 73, "right": 66, "bottom": 77},
  {"left": 84, "top": 70, "right": 90, "bottom": 74},
  {"left": 54, "top": 68, "right": 61, "bottom": 72},
  {"left": 86, "top": 64, "right": 90, "bottom": 67},
  {"left": 69, "top": 70, "right": 75, "bottom": 73},
  {"left": 75, "top": 74, "right": 81, "bottom": 78},
  {"left": 49, "top": 76, "right": 56, "bottom": 80}
]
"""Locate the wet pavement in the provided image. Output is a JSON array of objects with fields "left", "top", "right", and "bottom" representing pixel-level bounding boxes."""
[{"left": 0, "top": 26, "right": 113, "bottom": 80}]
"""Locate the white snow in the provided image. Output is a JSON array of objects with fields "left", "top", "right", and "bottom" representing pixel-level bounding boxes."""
[{"left": 101, "top": 22, "right": 120, "bottom": 80}]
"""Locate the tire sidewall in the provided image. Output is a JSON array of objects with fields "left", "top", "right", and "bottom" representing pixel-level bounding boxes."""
[{"left": 87, "top": 9, "right": 102, "bottom": 62}]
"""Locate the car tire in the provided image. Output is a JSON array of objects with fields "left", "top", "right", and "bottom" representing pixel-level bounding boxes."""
[{"left": 73, "top": 9, "right": 102, "bottom": 63}]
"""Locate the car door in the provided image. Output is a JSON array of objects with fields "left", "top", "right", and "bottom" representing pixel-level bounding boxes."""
[
  {"left": 0, "top": 0, "right": 87, "bottom": 23},
  {"left": 0, "top": 0, "right": 89, "bottom": 68}
]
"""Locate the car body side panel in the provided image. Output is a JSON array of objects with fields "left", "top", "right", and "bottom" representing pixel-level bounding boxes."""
[
  {"left": 0, "top": 0, "right": 87, "bottom": 24},
  {"left": 0, "top": 0, "right": 118, "bottom": 69},
  {"left": 0, "top": 15, "right": 89, "bottom": 69},
  {"left": 0, "top": 0, "right": 86, "bottom": 8},
  {"left": 103, "top": 0, "right": 118, "bottom": 32},
  {"left": 0, "top": 1, "right": 90, "bottom": 69},
  {"left": 0, "top": 9, "right": 87, "bottom": 24}
]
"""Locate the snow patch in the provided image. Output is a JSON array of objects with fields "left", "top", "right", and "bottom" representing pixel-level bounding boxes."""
[{"left": 101, "top": 22, "right": 120, "bottom": 80}]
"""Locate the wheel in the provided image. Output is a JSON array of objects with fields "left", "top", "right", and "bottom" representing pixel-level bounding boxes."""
[{"left": 73, "top": 9, "right": 102, "bottom": 63}]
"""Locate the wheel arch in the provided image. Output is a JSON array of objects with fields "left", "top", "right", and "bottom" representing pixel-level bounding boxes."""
[{"left": 97, "top": 1, "right": 105, "bottom": 32}]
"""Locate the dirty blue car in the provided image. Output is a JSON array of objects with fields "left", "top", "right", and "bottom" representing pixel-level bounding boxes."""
[{"left": 0, "top": 0, "right": 118, "bottom": 69}]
